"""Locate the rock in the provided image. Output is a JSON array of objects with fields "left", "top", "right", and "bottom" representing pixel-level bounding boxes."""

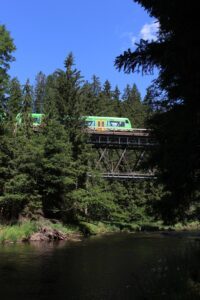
[
  {"left": 30, "top": 232, "right": 49, "bottom": 241},
  {"left": 29, "top": 226, "right": 67, "bottom": 242}
]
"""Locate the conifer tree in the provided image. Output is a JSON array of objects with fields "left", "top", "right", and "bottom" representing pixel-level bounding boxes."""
[
  {"left": 7, "top": 77, "right": 22, "bottom": 118},
  {"left": 90, "top": 75, "right": 101, "bottom": 96},
  {"left": 0, "top": 132, "right": 44, "bottom": 220},
  {"left": 143, "top": 86, "right": 154, "bottom": 111},
  {"left": 40, "top": 118, "right": 74, "bottom": 219},
  {"left": 103, "top": 80, "right": 112, "bottom": 98},
  {"left": 0, "top": 25, "right": 16, "bottom": 114},
  {"left": 20, "top": 79, "right": 33, "bottom": 136},
  {"left": 98, "top": 80, "right": 114, "bottom": 115},
  {"left": 113, "top": 85, "right": 122, "bottom": 116},
  {"left": 82, "top": 75, "right": 102, "bottom": 115},
  {"left": 34, "top": 71, "right": 46, "bottom": 113},
  {"left": 115, "top": 0, "right": 200, "bottom": 221},
  {"left": 122, "top": 84, "right": 146, "bottom": 127},
  {"left": 53, "top": 52, "right": 84, "bottom": 124}
]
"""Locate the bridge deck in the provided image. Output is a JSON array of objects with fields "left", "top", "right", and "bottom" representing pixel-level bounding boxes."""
[
  {"left": 86, "top": 128, "right": 151, "bottom": 136},
  {"left": 88, "top": 172, "right": 156, "bottom": 180},
  {"left": 87, "top": 129, "right": 157, "bottom": 148}
]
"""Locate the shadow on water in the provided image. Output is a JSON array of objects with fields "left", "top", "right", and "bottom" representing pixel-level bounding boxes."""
[{"left": 0, "top": 232, "right": 200, "bottom": 300}]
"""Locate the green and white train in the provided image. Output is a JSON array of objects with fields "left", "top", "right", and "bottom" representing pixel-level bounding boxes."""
[
  {"left": 84, "top": 116, "right": 132, "bottom": 131},
  {"left": 15, "top": 114, "right": 133, "bottom": 131}
]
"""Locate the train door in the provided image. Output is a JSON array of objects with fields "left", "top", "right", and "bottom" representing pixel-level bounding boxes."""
[{"left": 97, "top": 119, "right": 105, "bottom": 131}]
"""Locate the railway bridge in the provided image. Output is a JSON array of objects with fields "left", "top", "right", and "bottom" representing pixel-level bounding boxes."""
[{"left": 86, "top": 129, "right": 158, "bottom": 180}]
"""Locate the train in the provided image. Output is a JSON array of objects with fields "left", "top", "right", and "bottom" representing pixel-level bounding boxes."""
[
  {"left": 16, "top": 113, "right": 44, "bottom": 127},
  {"left": 15, "top": 113, "right": 133, "bottom": 131},
  {"left": 84, "top": 116, "right": 132, "bottom": 131}
]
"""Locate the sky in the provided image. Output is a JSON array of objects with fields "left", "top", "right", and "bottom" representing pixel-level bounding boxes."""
[{"left": 0, "top": 0, "right": 158, "bottom": 98}]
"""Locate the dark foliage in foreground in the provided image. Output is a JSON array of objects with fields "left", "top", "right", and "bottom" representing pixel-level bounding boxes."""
[{"left": 115, "top": 0, "right": 200, "bottom": 222}]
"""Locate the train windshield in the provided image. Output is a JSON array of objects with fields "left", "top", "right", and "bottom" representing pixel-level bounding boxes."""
[{"left": 108, "top": 121, "right": 125, "bottom": 127}]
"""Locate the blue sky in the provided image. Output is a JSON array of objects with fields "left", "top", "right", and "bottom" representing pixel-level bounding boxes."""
[{"left": 0, "top": 0, "right": 158, "bottom": 98}]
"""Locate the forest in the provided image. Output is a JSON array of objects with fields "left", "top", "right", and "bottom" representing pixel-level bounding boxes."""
[{"left": 0, "top": 0, "right": 200, "bottom": 240}]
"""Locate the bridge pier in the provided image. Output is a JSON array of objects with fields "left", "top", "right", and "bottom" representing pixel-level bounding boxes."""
[{"left": 87, "top": 129, "right": 157, "bottom": 180}]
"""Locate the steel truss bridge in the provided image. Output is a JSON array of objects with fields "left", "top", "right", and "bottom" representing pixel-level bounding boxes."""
[{"left": 87, "top": 129, "right": 157, "bottom": 180}]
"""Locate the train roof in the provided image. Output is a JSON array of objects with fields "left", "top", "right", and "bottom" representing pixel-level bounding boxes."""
[{"left": 84, "top": 116, "right": 130, "bottom": 120}]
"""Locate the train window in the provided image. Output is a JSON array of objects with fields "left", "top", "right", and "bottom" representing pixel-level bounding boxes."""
[
  {"left": 109, "top": 121, "right": 125, "bottom": 127},
  {"left": 98, "top": 121, "right": 100, "bottom": 127},
  {"left": 32, "top": 117, "right": 40, "bottom": 124},
  {"left": 125, "top": 120, "right": 129, "bottom": 124},
  {"left": 109, "top": 121, "right": 119, "bottom": 127},
  {"left": 85, "top": 121, "right": 94, "bottom": 127}
]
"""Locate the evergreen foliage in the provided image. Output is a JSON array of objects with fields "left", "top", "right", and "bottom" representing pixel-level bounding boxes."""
[
  {"left": 121, "top": 83, "right": 147, "bottom": 127},
  {"left": 115, "top": 0, "right": 200, "bottom": 222},
  {"left": 34, "top": 71, "right": 46, "bottom": 113},
  {"left": 0, "top": 23, "right": 170, "bottom": 227},
  {"left": 0, "top": 24, "right": 16, "bottom": 115},
  {"left": 7, "top": 77, "right": 22, "bottom": 118}
]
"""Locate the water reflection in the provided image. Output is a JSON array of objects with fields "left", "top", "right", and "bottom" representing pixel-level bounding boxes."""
[{"left": 0, "top": 233, "right": 200, "bottom": 300}]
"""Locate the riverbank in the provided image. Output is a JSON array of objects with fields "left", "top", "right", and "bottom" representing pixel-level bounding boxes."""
[
  {"left": 1, "top": 219, "right": 200, "bottom": 244},
  {"left": 0, "top": 220, "right": 82, "bottom": 244}
]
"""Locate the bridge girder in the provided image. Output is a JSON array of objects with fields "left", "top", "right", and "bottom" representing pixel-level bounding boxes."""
[{"left": 87, "top": 130, "right": 157, "bottom": 180}]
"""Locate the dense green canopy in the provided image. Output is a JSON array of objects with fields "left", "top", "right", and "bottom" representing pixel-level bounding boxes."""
[
  {"left": 115, "top": 0, "right": 200, "bottom": 221},
  {"left": 1, "top": 2, "right": 200, "bottom": 226}
]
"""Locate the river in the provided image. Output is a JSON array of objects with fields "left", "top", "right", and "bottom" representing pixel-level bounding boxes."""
[{"left": 0, "top": 232, "right": 200, "bottom": 300}]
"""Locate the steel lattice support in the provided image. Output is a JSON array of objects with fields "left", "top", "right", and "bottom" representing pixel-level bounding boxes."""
[
  {"left": 88, "top": 131, "right": 157, "bottom": 180},
  {"left": 95, "top": 147, "right": 146, "bottom": 173}
]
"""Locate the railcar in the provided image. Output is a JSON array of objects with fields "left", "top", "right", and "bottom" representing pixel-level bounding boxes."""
[
  {"left": 15, "top": 114, "right": 132, "bottom": 131},
  {"left": 84, "top": 116, "right": 132, "bottom": 131},
  {"left": 16, "top": 113, "right": 44, "bottom": 126}
]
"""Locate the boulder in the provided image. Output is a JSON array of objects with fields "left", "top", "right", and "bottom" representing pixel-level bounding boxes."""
[
  {"left": 30, "top": 226, "right": 67, "bottom": 241},
  {"left": 29, "top": 232, "right": 49, "bottom": 241}
]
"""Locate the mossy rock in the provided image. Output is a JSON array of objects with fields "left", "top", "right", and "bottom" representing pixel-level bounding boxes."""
[{"left": 79, "top": 222, "right": 99, "bottom": 235}]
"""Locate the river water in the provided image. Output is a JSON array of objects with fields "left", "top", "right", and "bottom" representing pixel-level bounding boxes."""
[{"left": 0, "top": 232, "right": 200, "bottom": 300}]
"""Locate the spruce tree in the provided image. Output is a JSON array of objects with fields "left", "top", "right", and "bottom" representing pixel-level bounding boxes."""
[
  {"left": 20, "top": 79, "right": 33, "bottom": 137},
  {"left": 83, "top": 75, "right": 102, "bottom": 115},
  {"left": 113, "top": 85, "right": 122, "bottom": 116},
  {"left": 7, "top": 77, "right": 22, "bottom": 118},
  {"left": 122, "top": 84, "right": 147, "bottom": 127},
  {"left": 34, "top": 71, "right": 46, "bottom": 113},
  {"left": 1, "top": 132, "right": 44, "bottom": 220},
  {"left": 0, "top": 25, "right": 16, "bottom": 114},
  {"left": 40, "top": 118, "right": 74, "bottom": 220},
  {"left": 115, "top": 0, "right": 200, "bottom": 221}
]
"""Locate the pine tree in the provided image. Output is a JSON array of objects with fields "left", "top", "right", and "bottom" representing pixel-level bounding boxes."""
[
  {"left": 82, "top": 75, "right": 102, "bottom": 115},
  {"left": 0, "top": 130, "right": 44, "bottom": 220},
  {"left": 113, "top": 85, "right": 122, "bottom": 116},
  {"left": 103, "top": 80, "right": 112, "bottom": 98},
  {"left": 7, "top": 77, "right": 22, "bottom": 118},
  {"left": 40, "top": 118, "right": 74, "bottom": 219},
  {"left": 20, "top": 79, "right": 34, "bottom": 136},
  {"left": 122, "top": 84, "right": 147, "bottom": 127},
  {"left": 115, "top": 0, "right": 200, "bottom": 221},
  {"left": 34, "top": 71, "right": 46, "bottom": 113},
  {"left": 0, "top": 25, "right": 16, "bottom": 114},
  {"left": 97, "top": 80, "right": 114, "bottom": 115},
  {"left": 90, "top": 75, "right": 101, "bottom": 96}
]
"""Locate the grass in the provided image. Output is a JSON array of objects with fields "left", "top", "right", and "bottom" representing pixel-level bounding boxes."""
[
  {"left": 79, "top": 220, "right": 200, "bottom": 235},
  {"left": 173, "top": 221, "right": 200, "bottom": 231},
  {"left": 1, "top": 219, "right": 199, "bottom": 243},
  {"left": 49, "top": 222, "right": 80, "bottom": 234},
  {"left": 0, "top": 219, "right": 80, "bottom": 244},
  {"left": 0, "top": 221, "right": 38, "bottom": 243},
  {"left": 79, "top": 221, "right": 120, "bottom": 235}
]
